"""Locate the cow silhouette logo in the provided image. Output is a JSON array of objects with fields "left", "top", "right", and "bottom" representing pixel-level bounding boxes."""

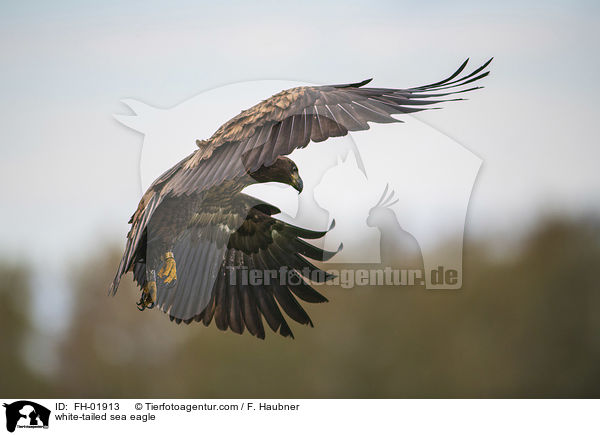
[
  {"left": 115, "top": 79, "right": 481, "bottom": 289},
  {"left": 3, "top": 401, "right": 50, "bottom": 432}
]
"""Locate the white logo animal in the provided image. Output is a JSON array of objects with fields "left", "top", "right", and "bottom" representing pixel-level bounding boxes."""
[{"left": 115, "top": 80, "right": 481, "bottom": 289}]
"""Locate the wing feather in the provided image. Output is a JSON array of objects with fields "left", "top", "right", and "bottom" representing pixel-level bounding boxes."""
[
  {"left": 155, "top": 194, "right": 336, "bottom": 338},
  {"left": 159, "top": 58, "right": 492, "bottom": 199}
]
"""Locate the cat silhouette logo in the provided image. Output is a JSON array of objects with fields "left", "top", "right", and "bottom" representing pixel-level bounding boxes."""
[
  {"left": 3, "top": 401, "right": 50, "bottom": 432},
  {"left": 115, "top": 79, "right": 481, "bottom": 289}
]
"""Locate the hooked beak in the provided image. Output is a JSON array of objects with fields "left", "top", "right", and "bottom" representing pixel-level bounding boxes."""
[{"left": 291, "top": 172, "right": 303, "bottom": 194}]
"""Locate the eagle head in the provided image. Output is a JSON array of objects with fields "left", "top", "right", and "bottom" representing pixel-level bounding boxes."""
[{"left": 249, "top": 157, "right": 303, "bottom": 193}]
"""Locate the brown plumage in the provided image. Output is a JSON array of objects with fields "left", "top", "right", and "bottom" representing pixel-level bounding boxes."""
[{"left": 110, "top": 58, "right": 492, "bottom": 338}]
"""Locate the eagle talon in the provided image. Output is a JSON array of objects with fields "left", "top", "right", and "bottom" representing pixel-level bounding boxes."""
[
  {"left": 137, "top": 281, "right": 157, "bottom": 311},
  {"left": 158, "top": 251, "right": 177, "bottom": 284}
]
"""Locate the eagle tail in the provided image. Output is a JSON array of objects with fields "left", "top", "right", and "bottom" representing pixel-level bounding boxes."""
[{"left": 109, "top": 194, "right": 158, "bottom": 295}]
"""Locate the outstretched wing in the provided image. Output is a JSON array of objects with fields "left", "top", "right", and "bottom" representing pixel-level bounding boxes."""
[
  {"left": 162, "top": 58, "right": 492, "bottom": 197},
  {"left": 134, "top": 194, "right": 340, "bottom": 339}
]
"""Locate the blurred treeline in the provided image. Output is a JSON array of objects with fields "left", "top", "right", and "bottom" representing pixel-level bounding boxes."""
[{"left": 1, "top": 216, "right": 600, "bottom": 398}]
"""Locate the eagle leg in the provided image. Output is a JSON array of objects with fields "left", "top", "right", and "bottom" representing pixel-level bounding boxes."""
[
  {"left": 137, "top": 270, "right": 157, "bottom": 311},
  {"left": 158, "top": 251, "right": 177, "bottom": 284}
]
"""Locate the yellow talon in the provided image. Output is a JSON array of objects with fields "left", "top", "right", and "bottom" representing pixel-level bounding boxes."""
[
  {"left": 137, "top": 281, "right": 157, "bottom": 310},
  {"left": 158, "top": 251, "right": 177, "bottom": 284}
]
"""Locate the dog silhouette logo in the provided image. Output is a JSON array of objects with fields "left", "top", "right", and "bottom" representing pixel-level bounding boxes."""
[{"left": 3, "top": 401, "right": 50, "bottom": 433}]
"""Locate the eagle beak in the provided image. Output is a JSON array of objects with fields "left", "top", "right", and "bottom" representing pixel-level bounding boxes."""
[{"left": 291, "top": 173, "right": 303, "bottom": 194}]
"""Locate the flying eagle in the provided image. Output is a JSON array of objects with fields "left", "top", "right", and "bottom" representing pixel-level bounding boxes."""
[{"left": 110, "top": 58, "right": 492, "bottom": 338}]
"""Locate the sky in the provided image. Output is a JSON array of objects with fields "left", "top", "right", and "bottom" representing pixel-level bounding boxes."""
[{"left": 0, "top": 1, "right": 599, "bottom": 338}]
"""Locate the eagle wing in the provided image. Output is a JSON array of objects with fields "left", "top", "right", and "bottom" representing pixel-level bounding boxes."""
[
  {"left": 133, "top": 194, "right": 338, "bottom": 338},
  {"left": 161, "top": 57, "right": 492, "bottom": 197}
]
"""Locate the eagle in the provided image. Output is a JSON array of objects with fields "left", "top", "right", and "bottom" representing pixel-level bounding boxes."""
[{"left": 110, "top": 58, "right": 492, "bottom": 338}]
